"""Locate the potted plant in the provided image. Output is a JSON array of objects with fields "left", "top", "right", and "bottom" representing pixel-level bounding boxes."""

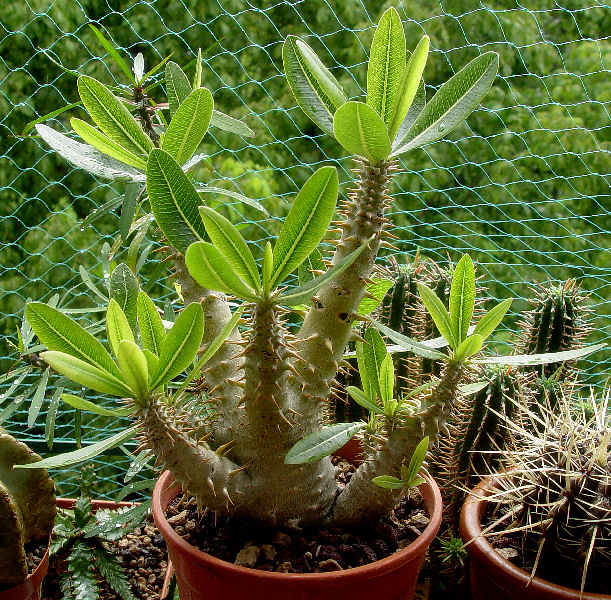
[
  {"left": 460, "top": 388, "right": 610, "bottom": 600},
  {"left": 0, "top": 429, "right": 56, "bottom": 600},
  {"left": 22, "top": 7, "right": 604, "bottom": 600}
]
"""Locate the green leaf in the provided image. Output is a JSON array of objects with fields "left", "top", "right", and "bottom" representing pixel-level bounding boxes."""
[
  {"left": 70, "top": 118, "right": 147, "bottom": 170},
  {"left": 347, "top": 386, "right": 384, "bottom": 415},
  {"left": 117, "top": 340, "right": 149, "bottom": 401},
  {"left": 358, "top": 278, "right": 394, "bottom": 316},
  {"left": 106, "top": 299, "right": 134, "bottom": 359},
  {"left": 185, "top": 242, "right": 259, "bottom": 301},
  {"left": 64, "top": 539, "right": 100, "bottom": 600},
  {"left": 392, "top": 78, "right": 425, "bottom": 149},
  {"left": 199, "top": 207, "right": 259, "bottom": 291},
  {"left": 453, "top": 334, "right": 483, "bottom": 363},
  {"left": 162, "top": 88, "right": 213, "bottom": 165},
  {"left": 372, "top": 475, "right": 403, "bottom": 490},
  {"left": 361, "top": 328, "right": 388, "bottom": 400},
  {"left": 109, "top": 264, "right": 139, "bottom": 334},
  {"left": 147, "top": 148, "right": 207, "bottom": 254},
  {"left": 60, "top": 394, "right": 132, "bottom": 417},
  {"left": 333, "top": 101, "right": 391, "bottom": 162},
  {"left": 17, "top": 426, "right": 138, "bottom": 469},
  {"left": 26, "top": 302, "right": 122, "bottom": 378},
  {"left": 137, "top": 292, "right": 166, "bottom": 356},
  {"left": 40, "top": 351, "right": 130, "bottom": 397},
  {"left": 28, "top": 368, "right": 49, "bottom": 428},
  {"left": 35, "top": 124, "right": 145, "bottom": 182},
  {"left": 22, "top": 101, "right": 82, "bottom": 136},
  {"left": 142, "top": 349, "right": 159, "bottom": 376},
  {"left": 151, "top": 303, "right": 204, "bottom": 389},
  {"left": 388, "top": 36, "right": 429, "bottom": 140},
  {"left": 197, "top": 186, "right": 269, "bottom": 216},
  {"left": 403, "top": 436, "right": 429, "bottom": 487},
  {"left": 193, "top": 48, "right": 203, "bottom": 89},
  {"left": 298, "top": 248, "right": 324, "bottom": 286},
  {"left": 393, "top": 52, "right": 499, "bottom": 154},
  {"left": 285, "top": 422, "right": 365, "bottom": 464},
  {"left": 94, "top": 546, "right": 138, "bottom": 600},
  {"left": 271, "top": 166, "right": 338, "bottom": 287},
  {"left": 278, "top": 239, "right": 371, "bottom": 306},
  {"left": 473, "top": 343, "right": 606, "bottom": 366},
  {"left": 210, "top": 110, "right": 255, "bottom": 137},
  {"left": 262, "top": 241, "right": 273, "bottom": 298},
  {"left": 449, "top": 254, "right": 475, "bottom": 345},
  {"left": 77, "top": 76, "right": 153, "bottom": 157},
  {"left": 367, "top": 7, "right": 406, "bottom": 129},
  {"left": 165, "top": 61, "right": 192, "bottom": 117},
  {"left": 119, "top": 183, "right": 141, "bottom": 241},
  {"left": 282, "top": 36, "right": 346, "bottom": 136},
  {"left": 417, "top": 283, "right": 457, "bottom": 350},
  {"left": 368, "top": 318, "right": 448, "bottom": 361},
  {"left": 473, "top": 298, "right": 513, "bottom": 342},
  {"left": 88, "top": 25, "right": 135, "bottom": 84},
  {"left": 379, "top": 353, "right": 394, "bottom": 405}
]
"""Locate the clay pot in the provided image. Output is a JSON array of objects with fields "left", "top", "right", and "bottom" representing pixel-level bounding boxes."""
[
  {"left": 152, "top": 468, "right": 442, "bottom": 600},
  {"left": 460, "top": 477, "right": 610, "bottom": 600},
  {"left": 0, "top": 545, "right": 49, "bottom": 600}
]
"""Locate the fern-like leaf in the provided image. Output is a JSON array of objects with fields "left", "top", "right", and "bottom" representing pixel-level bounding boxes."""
[
  {"left": 61, "top": 539, "right": 99, "bottom": 600},
  {"left": 95, "top": 544, "right": 137, "bottom": 600}
]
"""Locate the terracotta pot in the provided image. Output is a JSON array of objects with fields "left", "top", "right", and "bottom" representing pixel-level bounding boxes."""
[
  {"left": 152, "top": 468, "right": 442, "bottom": 600},
  {"left": 0, "top": 544, "right": 49, "bottom": 600},
  {"left": 460, "top": 477, "right": 610, "bottom": 600},
  {"left": 56, "top": 497, "right": 137, "bottom": 511}
]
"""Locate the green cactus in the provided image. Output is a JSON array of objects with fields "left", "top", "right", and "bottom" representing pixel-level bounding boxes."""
[
  {"left": 0, "top": 429, "right": 56, "bottom": 588},
  {"left": 487, "top": 389, "right": 611, "bottom": 594}
]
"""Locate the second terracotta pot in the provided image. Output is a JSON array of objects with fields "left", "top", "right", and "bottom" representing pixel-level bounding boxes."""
[
  {"left": 152, "top": 468, "right": 442, "bottom": 600},
  {"left": 460, "top": 477, "right": 610, "bottom": 600}
]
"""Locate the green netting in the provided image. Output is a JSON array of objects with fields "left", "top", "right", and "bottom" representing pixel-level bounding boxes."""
[{"left": 1, "top": 0, "right": 609, "bottom": 498}]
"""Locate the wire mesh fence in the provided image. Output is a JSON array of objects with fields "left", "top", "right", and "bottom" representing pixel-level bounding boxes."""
[{"left": 1, "top": 0, "right": 609, "bottom": 497}]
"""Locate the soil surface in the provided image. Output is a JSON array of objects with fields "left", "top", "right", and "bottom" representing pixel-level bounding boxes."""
[
  {"left": 0, "top": 540, "right": 47, "bottom": 593},
  {"left": 166, "top": 457, "right": 430, "bottom": 574},
  {"left": 41, "top": 517, "right": 169, "bottom": 600}
]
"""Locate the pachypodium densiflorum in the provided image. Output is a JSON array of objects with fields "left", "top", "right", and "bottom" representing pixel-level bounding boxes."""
[{"left": 28, "top": 8, "right": 603, "bottom": 532}]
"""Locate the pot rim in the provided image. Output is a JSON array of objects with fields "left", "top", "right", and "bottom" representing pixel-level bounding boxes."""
[
  {"left": 152, "top": 469, "right": 442, "bottom": 581},
  {"left": 459, "top": 475, "right": 610, "bottom": 600}
]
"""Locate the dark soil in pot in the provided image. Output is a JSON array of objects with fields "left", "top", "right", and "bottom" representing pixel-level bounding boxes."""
[
  {"left": 0, "top": 540, "right": 48, "bottom": 594},
  {"left": 164, "top": 457, "right": 430, "bottom": 574},
  {"left": 41, "top": 516, "right": 169, "bottom": 600}
]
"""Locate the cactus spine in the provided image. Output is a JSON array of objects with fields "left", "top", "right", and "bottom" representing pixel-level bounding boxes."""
[{"left": 0, "top": 429, "right": 56, "bottom": 588}]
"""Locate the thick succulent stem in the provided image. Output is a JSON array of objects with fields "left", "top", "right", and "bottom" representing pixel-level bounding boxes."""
[
  {"left": 331, "top": 362, "right": 465, "bottom": 526},
  {"left": 291, "top": 159, "right": 396, "bottom": 431}
]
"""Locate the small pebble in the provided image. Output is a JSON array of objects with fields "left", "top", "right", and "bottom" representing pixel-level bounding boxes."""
[
  {"left": 276, "top": 561, "right": 292, "bottom": 573},
  {"left": 234, "top": 545, "right": 260, "bottom": 567},
  {"left": 272, "top": 531, "right": 292, "bottom": 547},
  {"left": 319, "top": 559, "right": 343, "bottom": 571}
]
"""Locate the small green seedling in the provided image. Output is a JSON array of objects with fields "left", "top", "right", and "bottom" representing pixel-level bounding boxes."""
[{"left": 372, "top": 436, "right": 429, "bottom": 490}]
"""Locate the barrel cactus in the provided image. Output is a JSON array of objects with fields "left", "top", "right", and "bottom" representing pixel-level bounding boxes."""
[{"left": 0, "top": 429, "right": 56, "bottom": 588}]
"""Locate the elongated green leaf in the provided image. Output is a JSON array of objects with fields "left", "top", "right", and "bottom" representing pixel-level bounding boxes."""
[
  {"left": 473, "top": 343, "right": 606, "bottom": 366},
  {"left": 26, "top": 302, "right": 122, "bottom": 378},
  {"left": 199, "top": 207, "right": 259, "bottom": 291},
  {"left": 279, "top": 239, "right": 371, "bottom": 306},
  {"left": 372, "top": 475, "right": 403, "bottom": 490},
  {"left": 347, "top": 386, "right": 384, "bottom": 415},
  {"left": 283, "top": 36, "right": 346, "bottom": 137},
  {"left": 285, "top": 422, "right": 365, "bottom": 464},
  {"left": 120, "top": 183, "right": 141, "bottom": 241},
  {"left": 70, "top": 118, "right": 147, "bottom": 170},
  {"left": 109, "top": 264, "right": 139, "bottom": 334},
  {"left": 28, "top": 368, "right": 49, "bottom": 428},
  {"left": 79, "top": 265, "right": 108, "bottom": 302},
  {"left": 367, "top": 7, "right": 406, "bottom": 128},
  {"left": 358, "top": 278, "right": 394, "bottom": 316},
  {"left": 165, "top": 61, "right": 192, "bottom": 116},
  {"left": 449, "top": 254, "right": 475, "bottom": 345},
  {"left": 210, "top": 110, "right": 255, "bottom": 137},
  {"left": 185, "top": 242, "right": 259, "bottom": 301},
  {"left": 298, "top": 248, "right": 324, "bottom": 286},
  {"left": 368, "top": 318, "right": 448, "bottom": 361},
  {"left": 362, "top": 328, "right": 387, "bottom": 400},
  {"left": 473, "top": 298, "right": 512, "bottom": 341},
  {"left": 454, "top": 334, "right": 483, "bottom": 362},
  {"left": 392, "top": 78, "right": 425, "bottom": 150},
  {"left": 22, "top": 101, "right": 82, "bottom": 136},
  {"left": 117, "top": 340, "right": 149, "bottom": 401},
  {"left": 393, "top": 52, "right": 499, "bottom": 154},
  {"left": 16, "top": 426, "right": 138, "bottom": 469},
  {"left": 151, "top": 303, "right": 204, "bottom": 389},
  {"left": 271, "top": 166, "right": 338, "bottom": 287},
  {"left": 388, "top": 36, "right": 429, "bottom": 139},
  {"left": 60, "top": 393, "right": 132, "bottom": 417},
  {"left": 35, "top": 124, "right": 145, "bottom": 182},
  {"left": 333, "top": 101, "right": 391, "bottom": 162},
  {"left": 147, "top": 148, "right": 207, "bottom": 254},
  {"left": 262, "top": 241, "right": 273, "bottom": 298},
  {"left": 41, "top": 351, "right": 130, "bottom": 397},
  {"left": 142, "top": 349, "right": 159, "bottom": 376},
  {"left": 88, "top": 25, "right": 135, "bottom": 84},
  {"left": 137, "top": 292, "right": 166, "bottom": 356},
  {"left": 417, "top": 283, "right": 457, "bottom": 349},
  {"left": 403, "top": 436, "right": 429, "bottom": 486},
  {"left": 198, "top": 185, "right": 269, "bottom": 216},
  {"left": 379, "top": 353, "right": 394, "bottom": 405},
  {"left": 77, "top": 76, "right": 153, "bottom": 157},
  {"left": 106, "top": 299, "right": 134, "bottom": 358},
  {"left": 162, "top": 88, "right": 213, "bottom": 165}
]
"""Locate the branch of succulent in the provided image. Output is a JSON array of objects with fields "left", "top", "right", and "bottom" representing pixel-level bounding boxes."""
[
  {"left": 0, "top": 429, "right": 56, "bottom": 588},
  {"left": 481, "top": 387, "right": 611, "bottom": 594}
]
